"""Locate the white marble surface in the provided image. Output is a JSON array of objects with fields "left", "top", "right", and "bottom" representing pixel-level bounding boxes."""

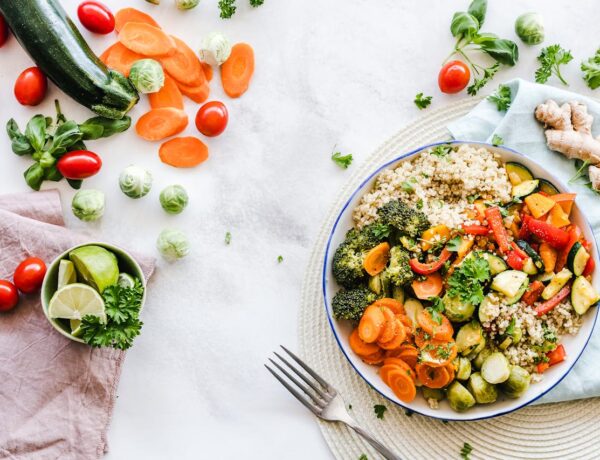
[{"left": 0, "top": 1, "right": 598, "bottom": 458}]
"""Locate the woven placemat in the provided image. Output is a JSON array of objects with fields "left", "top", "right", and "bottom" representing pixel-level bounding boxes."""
[{"left": 298, "top": 97, "right": 600, "bottom": 460}]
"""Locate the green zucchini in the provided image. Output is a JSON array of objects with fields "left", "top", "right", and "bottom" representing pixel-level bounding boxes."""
[
  {"left": 522, "top": 258, "right": 538, "bottom": 276},
  {"left": 567, "top": 242, "right": 590, "bottom": 276},
  {"left": 491, "top": 270, "right": 529, "bottom": 298},
  {"left": 512, "top": 179, "right": 540, "bottom": 198},
  {"left": 516, "top": 240, "right": 545, "bottom": 271},
  {"left": 505, "top": 162, "right": 534, "bottom": 185},
  {"left": 538, "top": 179, "right": 560, "bottom": 196},
  {"left": 571, "top": 276, "right": 600, "bottom": 315},
  {"left": 541, "top": 268, "right": 572, "bottom": 300},
  {"left": 505, "top": 279, "right": 529, "bottom": 304},
  {"left": 479, "top": 251, "right": 508, "bottom": 275},
  {"left": 0, "top": 0, "right": 138, "bottom": 119},
  {"left": 536, "top": 271, "right": 555, "bottom": 283}
]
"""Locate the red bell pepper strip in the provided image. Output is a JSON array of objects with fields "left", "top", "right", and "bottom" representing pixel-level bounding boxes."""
[
  {"left": 521, "top": 280, "right": 545, "bottom": 306},
  {"left": 534, "top": 284, "right": 571, "bottom": 316},
  {"left": 461, "top": 224, "right": 489, "bottom": 236},
  {"left": 485, "top": 207, "right": 511, "bottom": 254},
  {"left": 526, "top": 217, "right": 570, "bottom": 249},
  {"left": 547, "top": 344, "right": 566, "bottom": 366},
  {"left": 511, "top": 241, "right": 529, "bottom": 260},
  {"left": 556, "top": 226, "right": 582, "bottom": 271},
  {"left": 583, "top": 256, "right": 596, "bottom": 277},
  {"left": 506, "top": 250, "right": 525, "bottom": 270},
  {"left": 409, "top": 248, "right": 452, "bottom": 275},
  {"left": 518, "top": 215, "right": 530, "bottom": 240}
]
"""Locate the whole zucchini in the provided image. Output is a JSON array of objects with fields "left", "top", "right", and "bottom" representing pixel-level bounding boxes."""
[{"left": 0, "top": 0, "right": 138, "bottom": 119}]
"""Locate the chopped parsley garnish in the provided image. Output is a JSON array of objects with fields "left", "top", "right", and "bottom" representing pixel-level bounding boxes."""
[
  {"left": 543, "top": 325, "right": 558, "bottom": 343},
  {"left": 467, "top": 194, "right": 480, "bottom": 204},
  {"left": 430, "top": 145, "right": 452, "bottom": 158},
  {"left": 491, "top": 134, "right": 504, "bottom": 146},
  {"left": 460, "top": 442, "right": 473, "bottom": 460},
  {"left": 446, "top": 236, "right": 463, "bottom": 252},
  {"left": 505, "top": 317, "right": 516, "bottom": 336},
  {"left": 277, "top": 255, "right": 284, "bottom": 263},
  {"left": 218, "top": 0, "right": 236, "bottom": 18},
  {"left": 447, "top": 255, "right": 490, "bottom": 305},
  {"left": 467, "top": 62, "right": 500, "bottom": 96},
  {"left": 370, "top": 222, "right": 391, "bottom": 240},
  {"left": 374, "top": 404, "right": 387, "bottom": 419},
  {"left": 401, "top": 177, "right": 417, "bottom": 193},
  {"left": 249, "top": 0, "right": 264, "bottom": 6},
  {"left": 488, "top": 84, "right": 512, "bottom": 111},
  {"left": 331, "top": 150, "right": 353, "bottom": 169},
  {"left": 225, "top": 231, "right": 232, "bottom": 245},
  {"left": 414, "top": 92, "right": 433, "bottom": 110},
  {"left": 535, "top": 44, "right": 573, "bottom": 85},
  {"left": 416, "top": 198, "right": 424, "bottom": 210},
  {"left": 581, "top": 48, "right": 600, "bottom": 89},
  {"left": 427, "top": 296, "right": 446, "bottom": 325}
]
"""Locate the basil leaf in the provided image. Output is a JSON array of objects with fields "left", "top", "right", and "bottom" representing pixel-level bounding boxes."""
[
  {"left": 79, "top": 116, "right": 131, "bottom": 140},
  {"left": 25, "top": 115, "right": 47, "bottom": 152},
  {"left": 44, "top": 165, "right": 64, "bottom": 182},
  {"left": 480, "top": 38, "right": 519, "bottom": 66},
  {"left": 67, "top": 178, "right": 83, "bottom": 190},
  {"left": 23, "top": 163, "right": 45, "bottom": 191},
  {"left": 6, "top": 119, "right": 34, "bottom": 156},
  {"left": 49, "top": 121, "right": 82, "bottom": 155},
  {"left": 39, "top": 151, "right": 56, "bottom": 169},
  {"left": 468, "top": 0, "right": 487, "bottom": 27},
  {"left": 450, "top": 12, "right": 479, "bottom": 38}
]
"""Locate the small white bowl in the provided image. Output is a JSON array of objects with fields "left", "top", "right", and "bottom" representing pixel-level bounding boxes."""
[{"left": 322, "top": 141, "right": 600, "bottom": 421}]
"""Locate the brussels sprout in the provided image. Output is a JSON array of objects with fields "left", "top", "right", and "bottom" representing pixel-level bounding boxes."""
[
  {"left": 368, "top": 273, "right": 391, "bottom": 297},
  {"left": 199, "top": 32, "right": 232, "bottom": 66},
  {"left": 129, "top": 59, "right": 165, "bottom": 94},
  {"left": 456, "top": 321, "right": 484, "bottom": 356},
  {"left": 472, "top": 348, "right": 492, "bottom": 370},
  {"left": 157, "top": 228, "right": 190, "bottom": 260},
  {"left": 175, "top": 0, "right": 199, "bottom": 9},
  {"left": 447, "top": 381, "right": 476, "bottom": 412},
  {"left": 443, "top": 294, "right": 475, "bottom": 322},
  {"left": 119, "top": 165, "right": 153, "bottom": 199},
  {"left": 455, "top": 357, "right": 472, "bottom": 381},
  {"left": 515, "top": 12, "right": 544, "bottom": 45},
  {"left": 478, "top": 295, "right": 500, "bottom": 323},
  {"left": 481, "top": 352, "right": 511, "bottom": 384},
  {"left": 468, "top": 372, "right": 498, "bottom": 404},
  {"left": 72, "top": 189, "right": 105, "bottom": 222},
  {"left": 403, "top": 298, "right": 423, "bottom": 330},
  {"left": 392, "top": 285, "right": 404, "bottom": 303},
  {"left": 422, "top": 387, "right": 445, "bottom": 401},
  {"left": 159, "top": 185, "right": 189, "bottom": 214},
  {"left": 499, "top": 365, "right": 531, "bottom": 398}
]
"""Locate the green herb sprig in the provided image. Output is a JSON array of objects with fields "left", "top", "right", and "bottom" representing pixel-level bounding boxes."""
[
  {"left": 535, "top": 44, "right": 573, "bottom": 85},
  {"left": 414, "top": 92, "right": 433, "bottom": 110},
  {"left": 332, "top": 150, "right": 353, "bottom": 169},
  {"left": 488, "top": 84, "right": 512, "bottom": 111},
  {"left": 373, "top": 404, "right": 387, "bottom": 419},
  {"left": 581, "top": 48, "right": 600, "bottom": 89},
  {"left": 447, "top": 255, "right": 490, "bottom": 305}
]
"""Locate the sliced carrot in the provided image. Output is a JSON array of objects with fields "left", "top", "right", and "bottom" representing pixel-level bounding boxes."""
[
  {"left": 159, "top": 136, "right": 209, "bottom": 168},
  {"left": 119, "top": 22, "right": 176, "bottom": 57},
  {"left": 419, "top": 340, "right": 457, "bottom": 368},
  {"left": 201, "top": 62, "right": 213, "bottom": 81},
  {"left": 396, "top": 314, "right": 413, "bottom": 343},
  {"left": 388, "top": 370, "right": 417, "bottom": 402},
  {"left": 177, "top": 81, "right": 210, "bottom": 104},
  {"left": 349, "top": 328, "right": 380, "bottom": 357},
  {"left": 99, "top": 43, "right": 119, "bottom": 64},
  {"left": 115, "top": 7, "right": 161, "bottom": 32},
  {"left": 411, "top": 272, "right": 443, "bottom": 300},
  {"left": 381, "top": 362, "right": 416, "bottom": 386},
  {"left": 136, "top": 108, "right": 188, "bottom": 141},
  {"left": 417, "top": 309, "right": 453, "bottom": 342},
  {"left": 397, "top": 347, "right": 419, "bottom": 369},
  {"left": 371, "top": 298, "right": 405, "bottom": 315},
  {"left": 415, "top": 363, "right": 451, "bottom": 389},
  {"left": 363, "top": 242, "right": 390, "bottom": 276},
  {"left": 383, "top": 358, "right": 414, "bottom": 377},
  {"left": 104, "top": 42, "right": 144, "bottom": 77},
  {"left": 159, "top": 36, "right": 205, "bottom": 86},
  {"left": 361, "top": 350, "right": 384, "bottom": 365},
  {"left": 414, "top": 328, "right": 430, "bottom": 349},
  {"left": 358, "top": 304, "right": 386, "bottom": 343},
  {"left": 380, "top": 364, "right": 399, "bottom": 386},
  {"left": 149, "top": 74, "right": 184, "bottom": 109},
  {"left": 378, "top": 321, "right": 406, "bottom": 350},
  {"left": 221, "top": 43, "right": 255, "bottom": 98},
  {"left": 444, "top": 362, "right": 456, "bottom": 383},
  {"left": 378, "top": 307, "right": 399, "bottom": 344}
]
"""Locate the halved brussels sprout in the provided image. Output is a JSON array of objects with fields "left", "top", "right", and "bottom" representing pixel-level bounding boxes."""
[
  {"left": 422, "top": 387, "right": 445, "bottom": 401},
  {"left": 455, "top": 357, "right": 472, "bottom": 381},
  {"left": 199, "top": 32, "right": 232, "bottom": 66},
  {"left": 472, "top": 348, "right": 493, "bottom": 370},
  {"left": 499, "top": 365, "right": 531, "bottom": 398},
  {"left": 468, "top": 372, "right": 498, "bottom": 404},
  {"left": 447, "top": 381, "right": 476, "bottom": 412},
  {"left": 456, "top": 321, "right": 484, "bottom": 356},
  {"left": 443, "top": 294, "right": 475, "bottom": 322},
  {"left": 478, "top": 294, "right": 500, "bottom": 323},
  {"left": 369, "top": 273, "right": 391, "bottom": 297},
  {"left": 392, "top": 285, "right": 405, "bottom": 304},
  {"left": 481, "top": 352, "right": 511, "bottom": 384},
  {"left": 515, "top": 12, "right": 544, "bottom": 45},
  {"left": 129, "top": 59, "right": 165, "bottom": 94},
  {"left": 403, "top": 298, "right": 423, "bottom": 331}
]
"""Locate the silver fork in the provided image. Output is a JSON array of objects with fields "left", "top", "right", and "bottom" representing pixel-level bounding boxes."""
[{"left": 265, "top": 346, "right": 401, "bottom": 460}]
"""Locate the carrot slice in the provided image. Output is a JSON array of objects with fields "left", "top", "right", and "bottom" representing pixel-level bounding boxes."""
[
  {"left": 158, "top": 36, "right": 205, "bottom": 86},
  {"left": 159, "top": 136, "right": 209, "bottom": 168},
  {"left": 411, "top": 272, "right": 443, "bottom": 300},
  {"left": 397, "top": 347, "right": 419, "bottom": 369},
  {"left": 201, "top": 62, "right": 213, "bottom": 81},
  {"left": 419, "top": 340, "right": 457, "bottom": 367},
  {"left": 378, "top": 320, "right": 406, "bottom": 350},
  {"left": 177, "top": 81, "right": 210, "bottom": 104},
  {"left": 381, "top": 362, "right": 416, "bottom": 385},
  {"left": 388, "top": 370, "right": 417, "bottom": 402},
  {"left": 99, "top": 43, "right": 118, "bottom": 64},
  {"left": 115, "top": 7, "right": 161, "bottom": 32},
  {"left": 358, "top": 304, "right": 385, "bottom": 343},
  {"left": 361, "top": 350, "right": 384, "bottom": 365},
  {"left": 415, "top": 363, "right": 450, "bottom": 389},
  {"left": 414, "top": 328, "right": 430, "bottom": 348},
  {"left": 104, "top": 42, "right": 144, "bottom": 77},
  {"left": 136, "top": 108, "right": 188, "bottom": 141},
  {"left": 417, "top": 309, "right": 453, "bottom": 342},
  {"left": 444, "top": 362, "right": 456, "bottom": 383},
  {"left": 149, "top": 74, "right": 184, "bottom": 109},
  {"left": 349, "top": 328, "right": 380, "bottom": 357},
  {"left": 371, "top": 298, "right": 405, "bottom": 315},
  {"left": 363, "top": 242, "right": 390, "bottom": 276},
  {"left": 378, "top": 307, "right": 399, "bottom": 344},
  {"left": 221, "top": 43, "right": 255, "bottom": 98},
  {"left": 119, "top": 22, "right": 176, "bottom": 57}
]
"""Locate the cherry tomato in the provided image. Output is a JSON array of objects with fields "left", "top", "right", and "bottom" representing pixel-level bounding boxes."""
[
  {"left": 195, "top": 101, "right": 229, "bottom": 137},
  {"left": 77, "top": 1, "right": 115, "bottom": 35},
  {"left": 14, "top": 257, "right": 47, "bottom": 294},
  {"left": 0, "top": 280, "right": 19, "bottom": 312},
  {"left": 14, "top": 67, "right": 47, "bottom": 106},
  {"left": 57, "top": 150, "right": 102, "bottom": 180},
  {"left": 438, "top": 60, "right": 471, "bottom": 94},
  {"left": 0, "top": 14, "right": 9, "bottom": 48}
]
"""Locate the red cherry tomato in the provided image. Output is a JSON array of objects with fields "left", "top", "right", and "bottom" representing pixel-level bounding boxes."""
[
  {"left": 0, "top": 280, "right": 19, "bottom": 312},
  {"left": 13, "top": 257, "right": 47, "bottom": 294},
  {"left": 56, "top": 150, "right": 102, "bottom": 180},
  {"left": 195, "top": 101, "right": 229, "bottom": 137},
  {"left": 0, "top": 14, "right": 9, "bottom": 48},
  {"left": 438, "top": 60, "right": 471, "bottom": 94},
  {"left": 77, "top": 1, "right": 115, "bottom": 35},
  {"left": 14, "top": 67, "right": 47, "bottom": 106}
]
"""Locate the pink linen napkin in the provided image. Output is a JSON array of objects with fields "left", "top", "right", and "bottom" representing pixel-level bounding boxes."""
[{"left": 0, "top": 190, "right": 155, "bottom": 460}]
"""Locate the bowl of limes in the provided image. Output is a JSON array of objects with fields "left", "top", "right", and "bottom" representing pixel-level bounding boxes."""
[{"left": 41, "top": 243, "right": 146, "bottom": 346}]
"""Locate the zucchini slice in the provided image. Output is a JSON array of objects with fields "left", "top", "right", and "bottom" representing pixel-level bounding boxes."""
[
  {"left": 567, "top": 242, "right": 590, "bottom": 276},
  {"left": 541, "top": 268, "right": 572, "bottom": 300},
  {"left": 512, "top": 179, "right": 540, "bottom": 198},
  {"left": 522, "top": 258, "right": 538, "bottom": 276},
  {"left": 505, "top": 279, "right": 529, "bottom": 304},
  {"left": 571, "top": 276, "right": 600, "bottom": 315},
  {"left": 516, "top": 240, "right": 545, "bottom": 271},
  {"left": 538, "top": 179, "right": 560, "bottom": 196},
  {"left": 479, "top": 251, "right": 508, "bottom": 275},
  {"left": 491, "top": 270, "right": 529, "bottom": 298},
  {"left": 505, "top": 162, "right": 534, "bottom": 186},
  {"left": 536, "top": 271, "right": 555, "bottom": 283}
]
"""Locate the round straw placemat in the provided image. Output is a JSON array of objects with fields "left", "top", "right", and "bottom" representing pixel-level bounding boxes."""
[{"left": 298, "top": 97, "right": 600, "bottom": 460}]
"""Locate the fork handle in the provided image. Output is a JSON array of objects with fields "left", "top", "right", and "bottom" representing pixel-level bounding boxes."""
[{"left": 345, "top": 423, "right": 401, "bottom": 460}]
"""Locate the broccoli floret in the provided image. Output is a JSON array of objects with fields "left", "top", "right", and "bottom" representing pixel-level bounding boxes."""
[
  {"left": 377, "top": 199, "right": 430, "bottom": 238},
  {"left": 383, "top": 246, "right": 414, "bottom": 286},
  {"left": 332, "top": 287, "right": 378, "bottom": 321}
]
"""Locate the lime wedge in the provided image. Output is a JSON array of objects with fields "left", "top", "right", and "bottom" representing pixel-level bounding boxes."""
[
  {"left": 48, "top": 283, "right": 106, "bottom": 322},
  {"left": 117, "top": 273, "right": 136, "bottom": 288},
  {"left": 57, "top": 260, "right": 77, "bottom": 289},
  {"left": 69, "top": 246, "right": 119, "bottom": 293},
  {"left": 70, "top": 319, "right": 83, "bottom": 337}
]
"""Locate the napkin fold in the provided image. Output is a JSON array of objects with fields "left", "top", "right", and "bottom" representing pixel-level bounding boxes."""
[
  {"left": 0, "top": 190, "right": 154, "bottom": 459},
  {"left": 449, "top": 78, "right": 600, "bottom": 404}
]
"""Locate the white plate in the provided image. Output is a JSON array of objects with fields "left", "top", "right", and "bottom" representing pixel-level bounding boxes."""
[{"left": 322, "top": 141, "right": 600, "bottom": 421}]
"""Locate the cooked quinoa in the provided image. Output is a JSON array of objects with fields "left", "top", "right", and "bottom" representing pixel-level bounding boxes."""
[{"left": 353, "top": 144, "right": 512, "bottom": 229}]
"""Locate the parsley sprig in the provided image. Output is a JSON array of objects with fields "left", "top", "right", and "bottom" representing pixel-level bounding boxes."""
[
  {"left": 447, "top": 255, "right": 490, "bottom": 305},
  {"left": 373, "top": 404, "right": 387, "bottom": 419},
  {"left": 427, "top": 296, "right": 446, "bottom": 325},
  {"left": 581, "top": 48, "right": 600, "bottom": 90},
  {"left": 414, "top": 92, "right": 433, "bottom": 110},
  {"left": 331, "top": 149, "right": 353, "bottom": 169},
  {"left": 488, "top": 84, "right": 512, "bottom": 111},
  {"left": 460, "top": 442, "right": 473, "bottom": 460},
  {"left": 535, "top": 44, "right": 573, "bottom": 85}
]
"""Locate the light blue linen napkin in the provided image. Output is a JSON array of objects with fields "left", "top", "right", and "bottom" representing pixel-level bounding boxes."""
[{"left": 448, "top": 78, "right": 600, "bottom": 404}]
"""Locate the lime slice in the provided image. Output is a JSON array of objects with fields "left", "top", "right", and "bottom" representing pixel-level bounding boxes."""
[
  {"left": 48, "top": 283, "right": 106, "bottom": 322},
  {"left": 69, "top": 246, "right": 119, "bottom": 293},
  {"left": 57, "top": 259, "right": 77, "bottom": 289},
  {"left": 117, "top": 273, "right": 136, "bottom": 288},
  {"left": 70, "top": 319, "right": 83, "bottom": 337}
]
